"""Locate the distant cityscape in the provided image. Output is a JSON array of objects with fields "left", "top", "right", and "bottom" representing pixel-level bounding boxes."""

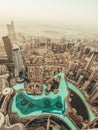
[{"left": 0, "top": 21, "right": 98, "bottom": 130}]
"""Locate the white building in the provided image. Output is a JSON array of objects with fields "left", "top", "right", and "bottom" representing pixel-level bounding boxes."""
[{"left": 12, "top": 43, "right": 25, "bottom": 79}]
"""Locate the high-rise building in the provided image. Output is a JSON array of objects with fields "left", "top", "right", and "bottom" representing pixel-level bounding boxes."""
[
  {"left": 2, "top": 36, "right": 12, "bottom": 61},
  {"left": 12, "top": 43, "right": 25, "bottom": 80},
  {"left": 7, "top": 21, "right": 16, "bottom": 42},
  {"left": 89, "top": 87, "right": 98, "bottom": 103},
  {"left": 47, "top": 38, "right": 52, "bottom": 50},
  {"left": 85, "top": 51, "right": 97, "bottom": 71}
]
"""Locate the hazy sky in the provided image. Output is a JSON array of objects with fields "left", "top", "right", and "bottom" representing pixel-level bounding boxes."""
[{"left": 0, "top": 0, "right": 98, "bottom": 30}]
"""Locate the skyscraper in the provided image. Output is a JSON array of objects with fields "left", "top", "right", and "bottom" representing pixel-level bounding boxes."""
[
  {"left": 7, "top": 21, "right": 16, "bottom": 42},
  {"left": 12, "top": 43, "right": 25, "bottom": 81},
  {"left": 2, "top": 36, "right": 12, "bottom": 61}
]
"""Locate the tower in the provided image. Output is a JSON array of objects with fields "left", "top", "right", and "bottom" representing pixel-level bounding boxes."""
[
  {"left": 7, "top": 21, "right": 16, "bottom": 42},
  {"left": 12, "top": 43, "right": 25, "bottom": 81},
  {"left": 2, "top": 36, "right": 12, "bottom": 62},
  {"left": 85, "top": 51, "right": 97, "bottom": 71}
]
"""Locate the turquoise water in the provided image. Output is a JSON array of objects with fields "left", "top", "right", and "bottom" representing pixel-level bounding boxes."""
[
  {"left": 12, "top": 72, "right": 95, "bottom": 130},
  {"left": 16, "top": 93, "right": 65, "bottom": 114},
  {"left": 12, "top": 73, "right": 68, "bottom": 116},
  {"left": 53, "top": 128, "right": 57, "bottom": 130}
]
